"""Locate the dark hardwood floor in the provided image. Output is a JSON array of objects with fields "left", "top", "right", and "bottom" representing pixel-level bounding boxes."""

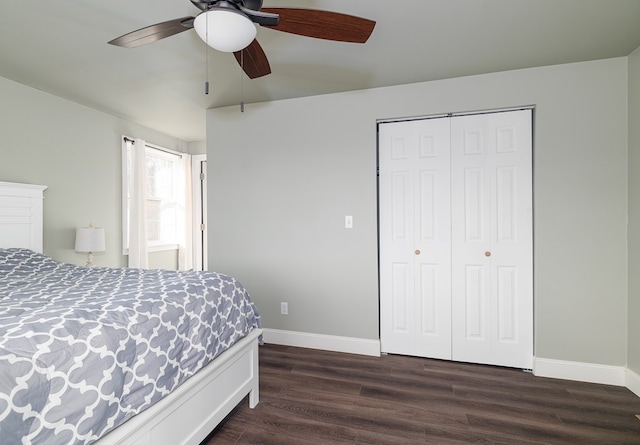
[{"left": 204, "top": 344, "right": 640, "bottom": 444}]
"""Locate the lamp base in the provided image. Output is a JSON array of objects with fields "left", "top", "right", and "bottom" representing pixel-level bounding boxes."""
[{"left": 86, "top": 252, "right": 94, "bottom": 268}]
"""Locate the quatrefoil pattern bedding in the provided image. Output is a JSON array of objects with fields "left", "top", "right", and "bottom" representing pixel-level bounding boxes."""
[{"left": 0, "top": 248, "right": 261, "bottom": 444}]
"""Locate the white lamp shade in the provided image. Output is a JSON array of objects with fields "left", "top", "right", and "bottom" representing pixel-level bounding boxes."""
[
  {"left": 75, "top": 227, "right": 106, "bottom": 253},
  {"left": 193, "top": 9, "right": 257, "bottom": 53}
]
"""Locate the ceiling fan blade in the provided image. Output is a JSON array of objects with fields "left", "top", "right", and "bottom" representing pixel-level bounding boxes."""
[
  {"left": 260, "top": 8, "right": 375, "bottom": 43},
  {"left": 108, "top": 16, "right": 195, "bottom": 48},
  {"left": 233, "top": 39, "right": 271, "bottom": 79}
]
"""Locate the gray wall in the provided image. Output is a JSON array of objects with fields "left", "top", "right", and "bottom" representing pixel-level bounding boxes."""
[
  {"left": 629, "top": 47, "right": 640, "bottom": 374},
  {"left": 0, "top": 76, "right": 200, "bottom": 269},
  {"left": 208, "top": 57, "right": 629, "bottom": 366}
]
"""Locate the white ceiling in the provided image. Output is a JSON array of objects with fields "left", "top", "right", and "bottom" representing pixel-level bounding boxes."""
[{"left": 2, "top": 0, "right": 640, "bottom": 142}]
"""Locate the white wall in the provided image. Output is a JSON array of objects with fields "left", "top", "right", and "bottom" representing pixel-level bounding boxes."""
[
  {"left": 628, "top": 47, "right": 640, "bottom": 375},
  {"left": 0, "top": 76, "right": 197, "bottom": 268},
  {"left": 188, "top": 140, "right": 207, "bottom": 155},
  {"left": 208, "top": 57, "right": 629, "bottom": 367}
]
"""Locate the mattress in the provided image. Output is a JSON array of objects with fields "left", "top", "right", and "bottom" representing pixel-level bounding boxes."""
[{"left": 0, "top": 248, "right": 261, "bottom": 444}]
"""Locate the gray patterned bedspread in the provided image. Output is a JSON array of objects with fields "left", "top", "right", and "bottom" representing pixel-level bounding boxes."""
[{"left": 0, "top": 248, "right": 261, "bottom": 444}]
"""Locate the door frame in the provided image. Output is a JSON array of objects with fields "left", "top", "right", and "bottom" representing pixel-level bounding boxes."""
[{"left": 192, "top": 154, "right": 207, "bottom": 271}]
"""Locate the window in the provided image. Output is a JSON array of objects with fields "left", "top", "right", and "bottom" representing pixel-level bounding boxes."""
[{"left": 122, "top": 139, "right": 186, "bottom": 253}]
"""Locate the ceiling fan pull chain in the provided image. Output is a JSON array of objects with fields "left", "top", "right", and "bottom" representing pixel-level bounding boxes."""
[
  {"left": 205, "top": 10, "right": 210, "bottom": 95},
  {"left": 240, "top": 49, "right": 245, "bottom": 112}
]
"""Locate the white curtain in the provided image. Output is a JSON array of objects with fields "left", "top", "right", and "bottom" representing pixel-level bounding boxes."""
[
  {"left": 178, "top": 154, "right": 193, "bottom": 271},
  {"left": 128, "top": 138, "right": 149, "bottom": 268}
]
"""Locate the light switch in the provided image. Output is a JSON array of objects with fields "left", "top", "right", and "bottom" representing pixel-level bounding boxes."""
[{"left": 345, "top": 215, "right": 353, "bottom": 229}]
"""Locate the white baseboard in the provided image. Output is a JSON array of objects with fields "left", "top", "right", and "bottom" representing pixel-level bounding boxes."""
[
  {"left": 626, "top": 368, "right": 640, "bottom": 397},
  {"left": 262, "top": 328, "right": 381, "bottom": 357},
  {"left": 533, "top": 357, "right": 626, "bottom": 386}
]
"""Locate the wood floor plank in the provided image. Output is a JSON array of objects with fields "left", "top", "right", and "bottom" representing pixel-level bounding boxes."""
[
  {"left": 260, "top": 394, "right": 428, "bottom": 442},
  {"left": 203, "top": 344, "right": 640, "bottom": 444},
  {"left": 231, "top": 403, "right": 358, "bottom": 444},
  {"left": 452, "top": 384, "right": 640, "bottom": 421},
  {"left": 261, "top": 366, "right": 363, "bottom": 397},
  {"left": 466, "top": 412, "right": 640, "bottom": 445},
  {"left": 358, "top": 383, "right": 564, "bottom": 428}
]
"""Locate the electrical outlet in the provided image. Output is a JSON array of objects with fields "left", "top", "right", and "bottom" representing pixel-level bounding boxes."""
[{"left": 280, "top": 302, "right": 288, "bottom": 315}]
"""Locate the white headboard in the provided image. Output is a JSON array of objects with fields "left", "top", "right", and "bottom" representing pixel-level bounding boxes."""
[{"left": 0, "top": 181, "right": 48, "bottom": 253}]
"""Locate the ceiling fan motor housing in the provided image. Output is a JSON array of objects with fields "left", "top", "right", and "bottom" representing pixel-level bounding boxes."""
[{"left": 192, "top": 0, "right": 263, "bottom": 12}]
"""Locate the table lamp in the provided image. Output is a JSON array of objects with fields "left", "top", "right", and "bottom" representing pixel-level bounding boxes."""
[{"left": 75, "top": 223, "right": 106, "bottom": 267}]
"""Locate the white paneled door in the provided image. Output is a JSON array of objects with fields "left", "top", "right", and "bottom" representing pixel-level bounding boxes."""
[
  {"left": 379, "top": 109, "right": 533, "bottom": 369},
  {"left": 379, "top": 117, "right": 453, "bottom": 359}
]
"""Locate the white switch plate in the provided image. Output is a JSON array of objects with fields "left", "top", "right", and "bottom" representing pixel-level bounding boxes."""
[
  {"left": 345, "top": 215, "right": 353, "bottom": 228},
  {"left": 280, "top": 302, "right": 288, "bottom": 315}
]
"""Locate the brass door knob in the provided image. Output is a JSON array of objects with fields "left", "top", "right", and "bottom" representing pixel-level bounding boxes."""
[
  {"left": 485, "top": 251, "right": 491, "bottom": 257},
  {"left": 415, "top": 250, "right": 421, "bottom": 255}
]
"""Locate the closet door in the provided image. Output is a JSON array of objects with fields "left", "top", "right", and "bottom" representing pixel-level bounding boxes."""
[
  {"left": 379, "top": 109, "right": 532, "bottom": 369},
  {"left": 379, "top": 118, "right": 452, "bottom": 359},
  {"left": 450, "top": 110, "right": 533, "bottom": 369}
]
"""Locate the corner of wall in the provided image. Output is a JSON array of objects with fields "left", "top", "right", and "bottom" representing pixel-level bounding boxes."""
[{"left": 627, "top": 45, "right": 640, "bottom": 376}]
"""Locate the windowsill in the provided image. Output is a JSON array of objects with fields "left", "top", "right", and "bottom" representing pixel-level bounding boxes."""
[
  {"left": 123, "top": 244, "right": 179, "bottom": 255},
  {"left": 148, "top": 243, "right": 179, "bottom": 253}
]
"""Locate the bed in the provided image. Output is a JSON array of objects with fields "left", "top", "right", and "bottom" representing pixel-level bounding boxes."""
[{"left": 0, "top": 181, "right": 263, "bottom": 444}]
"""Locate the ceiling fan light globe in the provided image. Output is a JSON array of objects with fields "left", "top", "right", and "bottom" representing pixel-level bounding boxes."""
[{"left": 194, "top": 9, "right": 257, "bottom": 53}]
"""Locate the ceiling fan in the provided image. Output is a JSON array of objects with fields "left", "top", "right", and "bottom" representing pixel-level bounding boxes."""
[{"left": 108, "top": 0, "right": 376, "bottom": 79}]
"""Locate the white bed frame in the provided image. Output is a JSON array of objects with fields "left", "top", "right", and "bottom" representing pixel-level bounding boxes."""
[
  {"left": 0, "top": 181, "right": 262, "bottom": 445},
  {"left": 98, "top": 330, "right": 261, "bottom": 445}
]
